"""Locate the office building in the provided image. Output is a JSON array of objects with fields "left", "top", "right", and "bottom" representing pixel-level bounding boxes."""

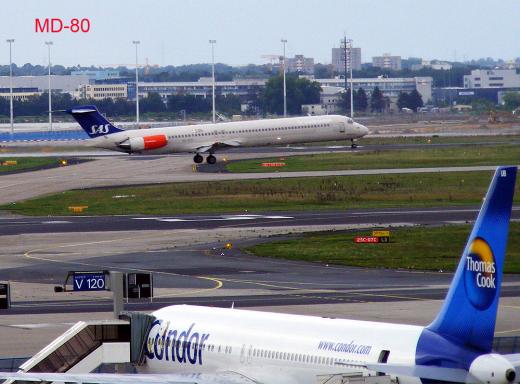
[
  {"left": 463, "top": 69, "right": 520, "bottom": 88},
  {"left": 286, "top": 55, "right": 315, "bottom": 74},
  {"left": 372, "top": 54, "right": 402, "bottom": 70},
  {"left": 79, "top": 84, "right": 128, "bottom": 100},
  {"left": 332, "top": 44, "right": 361, "bottom": 72}
]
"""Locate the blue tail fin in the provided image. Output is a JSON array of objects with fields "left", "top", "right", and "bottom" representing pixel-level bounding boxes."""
[
  {"left": 65, "top": 105, "right": 123, "bottom": 138},
  {"left": 426, "top": 166, "right": 517, "bottom": 352}
]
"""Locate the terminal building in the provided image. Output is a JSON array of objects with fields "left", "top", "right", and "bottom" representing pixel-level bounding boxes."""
[
  {"left": 301, "top": 76, "right": 432, "bottom": 115},
  {"left": 316, "top": 76, "right": 432, "bottom": 103},
  {"left": 133, "top": 78, "right": 267, "bottom": 101},
  {"left": 0, "top": 75, "right": 89, "bottom": 95},
  {"left": 71, "top": 70, "right": 121, "bottom": 81},
  {"left": 0, "top": 87, "right": 40, "bottom": 101}
]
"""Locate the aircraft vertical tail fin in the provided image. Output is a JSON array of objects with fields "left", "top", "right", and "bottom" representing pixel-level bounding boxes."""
[
  {"left": 426, "top": 166, "right": 517, "bottom": 352},
  {"left": 66, "top": 105, "right": 123, "bottom": 138}
]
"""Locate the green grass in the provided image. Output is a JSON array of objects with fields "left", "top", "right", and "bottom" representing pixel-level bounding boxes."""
[
  {"left": 2, "top": 171, "right": 520, "bottom": 216},
  {"left": 0, "top": 157, "right": 61, "bottom": 173},
  {"left": 226, "top": 144, "right": 520, "bottom": 173},
  {"left": 360, "top": 134, "right": 520, "bottom": 146},
  {"left": 307, "top": 134, "right": 520, "bottom": 147},
  {"left": 245, "top": 222, "right": 520, "bottom": 273}
]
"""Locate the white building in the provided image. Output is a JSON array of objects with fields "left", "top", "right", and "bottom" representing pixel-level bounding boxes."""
[
  {"left": 0, "top": 87, "right": 40, "bottom": 101},
  {"left": 372, "top": 54, "right": 402, "bottom": 70},
  {"left": 79, "top": 84, "right": 128, "bottom": 100},
  {"left": 412, "top": 60, "right": 453, "bottom": 71},
  {"left": 136, "top": 78, "right": 267, "bottom": 101},
  {"left": 0, "top": 75, "right": 90, "bottom": 95},
  {"left": 463, "top": 69, "right": 520, "bottom": 88},
  {"left": 319, "top": 86, "right": 344, "bottom": 114},
  {"left": 316, "top": 76, "right": 432, "bottom": 104}
]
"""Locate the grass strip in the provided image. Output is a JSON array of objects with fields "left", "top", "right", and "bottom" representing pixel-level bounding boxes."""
[
  {"left": 2, "top": 171, "right": 519, "bottom": 216},
  {"left": 225, "top": 144, "right": 520, "bottom": 173},
  {"left": 0, "top": 157, "right": 60, "bottom": 173},
  {"left": 245, "top": 223, "right": 520, "bottom": 273}
]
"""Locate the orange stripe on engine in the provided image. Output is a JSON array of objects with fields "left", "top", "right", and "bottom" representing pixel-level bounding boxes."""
[{"left": 143, "top": 135, "right": 168, "bottom": 150}]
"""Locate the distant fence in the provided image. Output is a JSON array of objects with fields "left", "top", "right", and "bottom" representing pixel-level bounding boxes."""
[
  {"left": 493, "top": 336, "right": 520, "bottom": 354},
  {"left": 0, "top": 130, "right": 88, "bottom": 142}
]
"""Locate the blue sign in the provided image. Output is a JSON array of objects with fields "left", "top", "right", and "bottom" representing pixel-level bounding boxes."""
[{"left": 73, "top": 272, "right": 106, "bottom": 291}]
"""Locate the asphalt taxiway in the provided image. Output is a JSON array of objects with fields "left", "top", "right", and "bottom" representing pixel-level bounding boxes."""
[
  {"left": 2, "top": 206, "right": 520, "bottom": 236},
  {"left": 3, "top": 231, "right": 520, "bottom": 315}
]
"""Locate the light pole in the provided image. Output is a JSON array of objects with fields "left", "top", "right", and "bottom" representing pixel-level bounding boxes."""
[
  {"left": 209, "top": 40, "right": 216, "bottom": 124},
  {"left": 6, "top": 39, "right": 14, "bottom": 135},
  {"left": 45, "top": 41, "right": 53, "bottom": 132},
  {"left": 133, "top": 40, "right": 140, "bottom": 127},
  {"left": 348, "top": 38, "right": 354, "bottom": 118},
  {"left": 281, "top": 39, "right": 287, "bottom": 117}
]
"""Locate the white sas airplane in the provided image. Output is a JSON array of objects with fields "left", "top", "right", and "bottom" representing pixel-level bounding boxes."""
[
  {"left": 65, "top": 105, "right": 369, "bottom": 164},
  {"left": 0, "top": 166, "right": 518, "bottom": 384}
]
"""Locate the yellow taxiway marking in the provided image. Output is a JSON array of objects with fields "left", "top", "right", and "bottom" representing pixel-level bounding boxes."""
[{"left": 23, "top": 235, "right": 223, "bottom": 298}]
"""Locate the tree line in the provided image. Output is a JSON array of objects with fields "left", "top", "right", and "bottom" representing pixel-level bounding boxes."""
[
  {"left": 0, "top": 92, "right": 244, "bottom": 118},
  {"left": 0, "top": 74, "right": 322, "bottom": 118}
]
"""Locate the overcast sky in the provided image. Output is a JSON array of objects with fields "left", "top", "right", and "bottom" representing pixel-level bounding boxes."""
[{"left": 1, "top": 0, "right": 519, "bottom": 67}]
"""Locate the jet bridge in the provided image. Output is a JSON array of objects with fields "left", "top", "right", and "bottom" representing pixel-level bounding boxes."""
[{"left": 5, "top": 313, "right": 155, "bottom": 383}]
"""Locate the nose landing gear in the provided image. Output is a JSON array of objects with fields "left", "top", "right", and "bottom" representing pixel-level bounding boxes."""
[{"left": 351, "top": 139, "right": 358, "bottom": 149}]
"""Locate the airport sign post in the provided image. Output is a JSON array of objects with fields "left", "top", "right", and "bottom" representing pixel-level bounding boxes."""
[
  {"left": 373, "top": 230, "right": 390, "bottom": 243},
  {"left": 354, "top": 230, "right": 391, "bottom": 244},
  {"left": 72, "top": 272, "right": 107, "bottom": 291}
]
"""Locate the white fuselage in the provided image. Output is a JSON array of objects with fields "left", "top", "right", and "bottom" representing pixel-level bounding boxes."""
[
  {"left": 141, "top": 305, "right": 423, "bottom": 384},
  {"left": 89, "top": 115, "right": 367, "bottom": 154}
]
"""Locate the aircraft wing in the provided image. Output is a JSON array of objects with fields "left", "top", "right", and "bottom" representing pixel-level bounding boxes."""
[
  {"left": 195, "top": 140, "right": 241, "bottom": 154},
  {"left": 363, "top": 362, "right": 476, "bottom": 383},
  {"left": 0, "top": 371, "right": 259, "bottom": 384}
]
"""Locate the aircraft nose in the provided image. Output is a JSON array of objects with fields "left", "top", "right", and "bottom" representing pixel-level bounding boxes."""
[{"left": 358, "top": 123, "right": 369, "bottom": 137}]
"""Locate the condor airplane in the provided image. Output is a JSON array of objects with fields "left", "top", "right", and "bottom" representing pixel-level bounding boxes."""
[
  {"left": 65, "top": 105, "right": 368, "bottom": 164},
  {"left": 0, "top": 166, "right": 518, "bottom": 384}
]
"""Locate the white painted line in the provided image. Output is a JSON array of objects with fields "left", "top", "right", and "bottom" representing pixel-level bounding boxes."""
[
  {"left": 41, "top": 220, "right": 71, "bottom": 224},
  {"left": 133, "top": 215, "right": 293, "bottom": 222}
]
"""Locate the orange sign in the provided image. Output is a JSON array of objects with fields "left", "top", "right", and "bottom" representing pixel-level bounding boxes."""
[{"left": 261, "top": 162, "right": 286, "bottom": 167}]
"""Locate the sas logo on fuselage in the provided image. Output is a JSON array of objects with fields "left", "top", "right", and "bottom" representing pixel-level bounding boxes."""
[{"left": 464, "top": 237, "right": 497, "bottom": 310}]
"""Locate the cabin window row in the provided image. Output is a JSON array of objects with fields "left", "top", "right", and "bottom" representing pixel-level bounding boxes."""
[
  {"left": 167, "top": 123, "right": 331, "bottom": 140},
  {"left": 250, "top": 348, "right": 352, "bottom": 366}
]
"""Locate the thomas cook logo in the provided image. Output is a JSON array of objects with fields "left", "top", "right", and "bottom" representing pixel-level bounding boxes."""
[{"left": 464, "top": 237, "right": 497, "bottom": 310}]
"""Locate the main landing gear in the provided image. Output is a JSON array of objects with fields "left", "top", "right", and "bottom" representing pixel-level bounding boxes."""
[
  {"left": 206, "top": 155, "right": 216, "bottom": 164},
  {"left": 193, "top": 154, "right": 203, "bottom": 164},
  {"left": 193, "top": 154, "right": 217, "bottom": 164}
]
